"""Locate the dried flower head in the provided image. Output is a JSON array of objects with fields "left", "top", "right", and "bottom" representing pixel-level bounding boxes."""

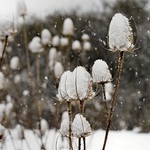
[
  {"left": 108, "top": 13, "right": 134, "bottom": 52},
  {"left": 62, "top": 18, "right": 74, "bottom": 36},
  {"left": 72, "top": 114, "right": 91, "bottom": 138},
  {"left": 92, "top": 59, "right": 112, "bottom": 83}
]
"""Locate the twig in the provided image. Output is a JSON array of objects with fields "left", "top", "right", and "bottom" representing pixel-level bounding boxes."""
[
  {"left": 0, "top": 35, "right": 8, "bottom": 69},
  {"left": 67, "top": 101, "right": 73, "bottom": 150},
  {"left": 102, "top": 51, "right": 124, "bottom": 150}
]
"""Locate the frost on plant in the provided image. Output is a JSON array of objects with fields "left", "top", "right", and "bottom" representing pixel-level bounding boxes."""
[
  {"left": 62, "top": 18, "right": 74, "bottom": 36},
  {"left": 54, "top": 62, "right": 64, "bottom": 79},
  {"left": 108, "top": 13, "right": 134, "bottom": 52},
  {"left": 72, "top": 114, "right": 91, "bottom": 138},
  {"left": 10, "top": 56, "right": 20, "bottom": 70},
  {"left": 29, "top": 36, "right": 43, "bottom": 53},
  {"left": 92, "top": 59, "right": 112, "bottom": 83},
  {"left": 60, "top": 118, "right": 70, "bottom": 137},
  {"left": 41, "top": 29, "right": 52, "bottom": 46}
]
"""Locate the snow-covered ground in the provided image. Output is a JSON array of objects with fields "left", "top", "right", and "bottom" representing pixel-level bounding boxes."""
[{"left": 2, "top": 129, "right": 150, "bottom": 150}]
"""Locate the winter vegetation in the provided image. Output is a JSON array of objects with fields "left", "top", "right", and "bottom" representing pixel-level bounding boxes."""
[{"left": 0, "top": 0, "right": 150, "bottom": 150}]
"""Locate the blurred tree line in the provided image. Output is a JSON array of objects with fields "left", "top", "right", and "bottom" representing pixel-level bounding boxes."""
[{"left": 2, "top": 0, "right": 150, "bottom": 132}]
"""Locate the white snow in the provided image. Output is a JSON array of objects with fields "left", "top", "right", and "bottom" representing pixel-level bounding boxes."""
[
  {"left": 82, "top": 33, "right": 90, "bottom": 41},
  {"left": 72, "top": 114, "right": 91, "bottom": 138},
  {"left": 92, "top": 59, "right": 112, "bottom": 83},
  {"left": 10, "top": 56, "right": 20, "bottom": 70},
  {"left": 52, "top": 35, "right": 60, "bottom": 47},
  {"left": 41, "top": 29, "right": 52, "bottom": 46},
  {"left": 1, "top": 129, "right": 150, "bottom": 150},
  {"left": 29, "top": 36, "right": 43, "bottom": 53},
  {"left": 108, "top": 13, "right": 134, "bottom": 51},
  {"left": 40, "top": 119, "right": 49, "bottom": 135},
  {"left": 72, "top": 40, "right": 82, "bottom": 53},
  {"left": 62, "top": 18, "right": 74, "bottom": 36},
  {"left": 0, "top": 72, "right": 6, "bottom": 90},
  {"left": 60, "top": 37, "right": 69, "bottom": 47},
  {"left": 83, "top": 41, "right": 91, "bottom": 51},
  {"left": 54, "top": 62, "right": 64, "bottom": 79},
  {"left": 60, "top": 118, "right": 69, "bottom": 137}
]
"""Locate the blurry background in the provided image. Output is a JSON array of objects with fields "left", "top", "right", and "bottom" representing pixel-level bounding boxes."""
[{"left": 0, "top": 0, "right": 150, "bottom": 132}]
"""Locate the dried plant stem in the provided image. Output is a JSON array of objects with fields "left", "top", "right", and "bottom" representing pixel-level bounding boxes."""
[
  {"left": 0, "top": 35, "right": 8, "bottom": 69},
  {"left": 78, "top": 138, "right": 81, "bottom": 150},
  {"left": 23, "top": 16, "right": 32, "bottom": 78},
  {"left": 36, "top": 53, "right": 40, "bottom": 88},
  {"left": 83, "top": 137, "right": 86, "bottom": 150},
  {"left": 102, "top": 51, "right": 124, "bottom": 150},
  {"left": 67, "top": 101, "right": 73, "bottom": 150},
  {"left": 101, "top": 83, "right": 109, "bottom": 117}
]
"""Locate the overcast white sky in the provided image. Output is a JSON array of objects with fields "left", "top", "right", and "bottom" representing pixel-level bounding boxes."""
[{"left": 0, "top": 0, "right": 117, "bottom": 18}]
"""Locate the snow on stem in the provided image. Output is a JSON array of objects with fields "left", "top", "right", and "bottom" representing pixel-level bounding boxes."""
[{"left": 102, "top": 51, "right": 124, "bottom": 150}]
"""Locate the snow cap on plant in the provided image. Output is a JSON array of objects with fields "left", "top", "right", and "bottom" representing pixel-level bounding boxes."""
[
  {"left": 0, "top": 103, "right": 5, "bottom": 122},
  {"left": 10, "top": 56, "right": 20, "bottom": 70},
  {"left": 60, "top": 118, "right": 70, "bottom": 137},
  {"left": 54, "top": 62, "right": 64, "bottom": 79},
  {"left": 62, "top": 18, "right": 74, "bottom": 36},
  {"left": 49, "top": 47, "right": 57, "bottom": 70},
  {"left": 0, "top": 72, "right": 6, "bottom": 90},
  {"left": 60, "top": 37, "right": 69, "bottom": 47},
  {"left": 92, "top": 59, "right": 112, "bottom": 83},
  {"left": 29, "top": 36, "right": 43, "bottom": 53},
  {"left": 108, "top": 13, "right": 134, "bottom": 52},
  {"left": 15, "top": 124, "right": 24, "bottom": 140},
  {"left": 72, "top": 114, "right": 91, "bottom": 138},
  {"left": 40, "top": 119, "right": 49, "bottom": 135},
  {"left": 0, "top": 124, "right": 5, "bottom": 140},
  {"left": 82, "top": 33, "right": 90, "bottom": 41},
  {"left": 52, "top": 35, "right": 60, "bottom": 47},
  {"left": 17, "top": 0, "right": 27, "bottom": 17},
  {"left": 105, "top": 82, "right": 114, "bottom": 101},
  {"left": 67, "top": 66, "right": 94, "bottom": 101},
  {"left": 72, "top": 40, "right": 82, "bottom": 53},
  {"left": 83, "top": 41, "right": 91, "bottom": 51},
  {"left": 14, "top": 74, "right": 21, "bottom": 84},
  {"left": 41, "top": 29, "right": 52, "bottom": 46},
  {"left": 57, "top": 71, "right": 72, "bottom": 102}
]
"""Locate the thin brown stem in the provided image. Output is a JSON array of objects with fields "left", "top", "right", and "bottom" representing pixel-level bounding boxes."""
[
  {"left": 102, "top": 51, "right": 124, "bottom": 150},
  {"left": 0, "top": 35, "right": 8, "bottom": 69},
  {"left": 36, "top": 53, "right": 40, "bottom": 88},
  {"left": 67, "top": 101, "right": 73, "bottom": 150},
  {"left": 83, "top": 137, "right": 86, "bottom": 150},
  {"left": 23, "top": 16, "right": 32, "bottom": 78},
  {"left": 78, "top": 138, "right": 81, "bottom": 150},
  {"left": 101, "top": 83, "right": 108, "bottom": 114}
]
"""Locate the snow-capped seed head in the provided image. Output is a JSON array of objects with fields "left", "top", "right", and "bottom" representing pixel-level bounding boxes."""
[
  {"left": 0, "top": 72, "right": 6, "bottom": 90},
  {"left": 23, "top": 90, "right": 29, "bottom": 96},
  {"left": 108, "top": 13, "right": 134, "bottom": 52},
  {"left": 62, "top": 18, "right": 74, "bottom": 36},
  {"left": 40, "top": 119, "right": 49, "bottom": 135},
  {"left": 54, "top": 62, "right": 64, "bottom": 79},
  {"left": 57, "top": 71, "right": 72, "bottom": 102},
  {"left": 29, "top": 36, "right": 43, "bottom": 53},
  {"left": 6, "top": 95, "right": 12, "bottom": 103},
  {"left": 61, "top": 111, "right": 69, "bottom": 121},
  {"left": 92, "top": 59, "right": 112, "bottom": 83},
  {"left": 41, "top": 29, "right": 52, "bottom": 46},
  {"left": 72, "top": 40, "right": 82, "bottom": 53},
  {"left": 68, "top": 66, "right": 94, "bottom": 100},
  {"left": 49, "top": 48, "right": 57, "bottom": 62},
  {"left": 0, "top": 124, "right": 5, "bottom": 140},
  {"left": 60, "top": 118, "right": 69, "bottom": 137},
  {"left": 10, "top": 56, "right": 20, "bottom": 70},
  {"left": 81, "top": 33, "right": 90, "bottom": 41},
  {"left": 52, "top": 35, "right": 60, "bottom": 47},
  {"left": 83, "top": 41, "right": 91, "bottom": 51},
  {"left": 17, "top": 0, "right": 27, "bottom": 17},
  {"left": 60, "top": 37, "right": 69, "bottom": 47},
  {"left": 16, "top": 124, "right": 24, "bottom": 140},
  {"left": 5, "top": 102, "right": 13, "bottom": 117},
  {"left": 0, "top": 103, "right": 5, "bottom": 122},
  {"left": 14, "top": 74, "right": 21, "bottom": 84},
  {"left": 72, "top": 114, "right": 91, "bottom": 138}
]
